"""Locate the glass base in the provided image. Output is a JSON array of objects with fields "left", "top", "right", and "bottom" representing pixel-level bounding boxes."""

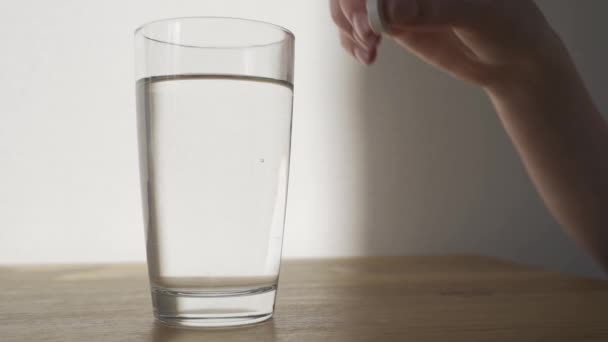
[{"left": 151, "top": 285, "right": 277, "bottom": 328}]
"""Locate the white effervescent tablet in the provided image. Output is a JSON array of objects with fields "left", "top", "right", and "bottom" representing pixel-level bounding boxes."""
[{"left": 367, "top": 0, "right": 385, "bottom": 34}]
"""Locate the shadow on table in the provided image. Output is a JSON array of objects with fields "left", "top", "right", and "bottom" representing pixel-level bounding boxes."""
[{"left": 150, "top": 320, "right": 276, "bottom": 342}]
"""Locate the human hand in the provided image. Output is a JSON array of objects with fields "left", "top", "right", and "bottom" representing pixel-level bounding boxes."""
[
  {"left": 333, "top": 1, "right": 608, "bottom": 272},
  {"left": 330, "top": 0, "right": 567, "bottom": 88}
]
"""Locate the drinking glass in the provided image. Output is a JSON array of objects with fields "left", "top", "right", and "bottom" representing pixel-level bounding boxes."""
[{"left": 134, "top": 17, "right": 294, "bottom": 328}]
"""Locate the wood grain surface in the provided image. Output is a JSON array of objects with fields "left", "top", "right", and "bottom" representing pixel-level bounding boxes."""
[{"left": 1, "top": 255, "right": 608, "bottom": 341}]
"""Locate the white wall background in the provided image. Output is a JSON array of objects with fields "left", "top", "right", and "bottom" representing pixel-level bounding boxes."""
[{"left": 0, "top": 1, "right": 606, "bottom": 276}]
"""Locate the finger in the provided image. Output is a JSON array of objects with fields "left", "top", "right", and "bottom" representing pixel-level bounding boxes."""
[
  {"left": 394, "top": 29, "right": 494, "bottom": 84},
  {"left": 339, "top": 0, "right": 381, "bottom": 46},
  {"left": 333, "top": 0, "right": 378, "bottom": 66},
  {"left": 340, "top": 32, "right": 356, "bottom": 55},
  {"left": 340, "top": 32, "right": 377, "bottom": 65},
  {"left": 351, "top": 29, "right": 380, "bottom": 52},
  {"left": 331, "top": 0, "right": 354, "bottom": 33}
]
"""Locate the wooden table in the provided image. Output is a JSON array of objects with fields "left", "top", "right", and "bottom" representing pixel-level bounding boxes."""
[{"left": 2, "top": 256, "right": 608, "bottom": 341}]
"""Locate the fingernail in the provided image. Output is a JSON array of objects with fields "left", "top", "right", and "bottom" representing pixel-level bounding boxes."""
[
  {"left": 354, "top": 47, "right": 371, "bottom": 65},
  {"left": 352, "top": 34, "right": 371, "bottom": 52},
  {"left": 353, "top": 12, "right": 373, "bottom": 42}
]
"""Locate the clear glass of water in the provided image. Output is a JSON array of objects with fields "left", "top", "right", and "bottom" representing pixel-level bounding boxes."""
[{"left": 134, "top": 17, "right": 294, "bottom": 328}]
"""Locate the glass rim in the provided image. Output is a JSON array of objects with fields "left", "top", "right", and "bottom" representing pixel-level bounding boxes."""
[{"left": 134, "top": 16, "right": 295, "bottom": 49}]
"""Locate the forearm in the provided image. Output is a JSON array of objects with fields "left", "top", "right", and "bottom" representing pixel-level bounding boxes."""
[{"left": 485, "top": 44, "right": 608, "bottom": 270}]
